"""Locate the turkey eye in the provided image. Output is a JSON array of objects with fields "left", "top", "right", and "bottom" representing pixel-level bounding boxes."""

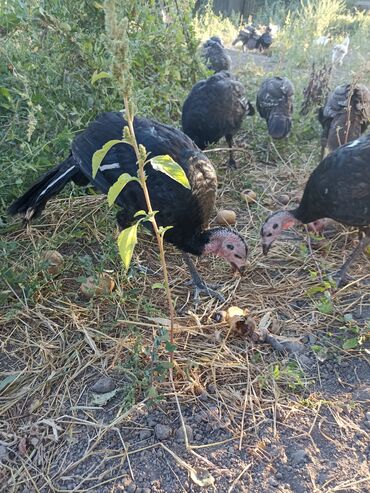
[
  {"left": 234, "top": 254, "right": 242, "bottom": 259},
  {"left": 226, "top": 244, "right": 234, "bottom": 250},
  {"left": 266, "top": 233, "right": 272, "bottom": 237},
  {"left": 273, "top": 223, "right": 278, "bottom": 229}
]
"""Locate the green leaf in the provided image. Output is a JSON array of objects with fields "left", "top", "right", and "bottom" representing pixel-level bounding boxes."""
[
  {"left": 134, "top": 210, "right": 147, "bottom": 218},
  {"left": 107, "top": 173, "right": 139, "bottom": 207},
  {"left": 151, "top": 282, "right": 165, "bottom": 290},
  {"left": 150, "top": 155, "right": 190, "bottom": 189},
  {"left": 317, "top": 299, "right": 333, "bottom": 314},
  {"left": 158, "top": 225, "right": 173, "bottom": 236},
  {"left": 147, "top": 385, "right": 158, "bottom": 399},
  {"left": 306, "top": 281, "right": 331, "bottom": 297},
  {"left": 342, "top": 338, "right": 359, "bottom": 350},
  {"left": 165, "top": 341, "right": 177, "bottom": 352},
  {"left": 92, "top": 139, "right": 122, "bottom": 178},
  {"left": 91, "top": 70, "right": 111, "bottom": 84},
  {"left": 273, "top": 364, "right": 280, "bottom": 379},
  {"left": 0, "top": 87, "right": 11, "bottom": 100},
  {"left": 117, "top": 223, "right": 139, "bottom": 271},
  {"left": 0, "top": 373, "right": 20, "bottom": 393}
]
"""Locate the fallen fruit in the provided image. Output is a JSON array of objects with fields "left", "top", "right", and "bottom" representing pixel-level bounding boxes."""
[
  {"left": 276, "top": 193, "right": 290, "bottom": 205},
  {"left": 43, "top": 250, "right": 64, "bottom": 275},
  {"left": 215, "top": 209, "right": 237, "bottom": 226},
  {"left": 223, "top": 306, "right": 255, "bottom": 337},
  {"left": 241, "top": 189, "right": 257, "bottom": 203},
  {"left": 80, "top": 273, "right": 115, "bottom": 298}
]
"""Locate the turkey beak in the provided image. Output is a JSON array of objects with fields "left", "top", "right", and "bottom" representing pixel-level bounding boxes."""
[{"left": 262, "top": 243, "right": 271, "bottom": 255}]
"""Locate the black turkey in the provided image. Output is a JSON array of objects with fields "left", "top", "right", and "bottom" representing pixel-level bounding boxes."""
[
  {"left": 182, "top": 71, "right": 255, "bottom": 168},
  {"left": 8, "top": 112, "right": 248, "bottom": 301},
  {"left": 256, "top": 76, "right": 294, "bottom": 139},
  {"left": 201, "top": 36, "right": 231, "bottom": 73},
  {"left": 232, "top": 25, "right": 259, "bottom": 52},
  {"left": 318, "top": 83, "right": 370, "bottom": 157},
  {"left": 256, "top": 26, "right": 273, "bottom": 52},
  {"left": 261, "top": 135, "right": 370, "bottom": 285}
]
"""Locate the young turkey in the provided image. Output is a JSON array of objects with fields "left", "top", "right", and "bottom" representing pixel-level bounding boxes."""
[
  {"left": 201, "top": 36, "right": 231, "bottom": 73},
  {"left": 8, "top": 112, "right": 248, "bottom": 301},
  {"left": 260, "top": 135, "right": 370, "bottom": 286},
  {"left": 331, "top": 35, "right": 350, "bottom": 67},
  {"left": 232, "top": 25, "right": 260, "bottom": 52},
  {"left": 256, "top": 26, "right": 273, "bottom": 52},
  {"left": 318, "top": 83, "right": 370, "bottom": 157},
  {"left": 256, "top": 76, "right": 294, "bottom": 139},
  {"left": 181, "top": 70, "right": 255, "bottom": 168}
]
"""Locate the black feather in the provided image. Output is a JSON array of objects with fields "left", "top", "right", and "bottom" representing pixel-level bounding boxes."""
[
  {"left": 294, "top": 134, "right": 370, "bottom": 228},
  {"left": 201, "top": 37, "right": 231, "bottom": 73},
  {"left": 256, "top": 76, "right": 294, "bottom": 139},
  {"left": 7, "top": 156, "right": 87, "bottom": 219},
  {"left": 318, "top": 83, "right": 370, "bottom": 154},
  {"left": 181, "top": 71, "right": 254, "bottom": 155},
  {"left": 9, "top": 113, "right": 219, "bottom": 256}
]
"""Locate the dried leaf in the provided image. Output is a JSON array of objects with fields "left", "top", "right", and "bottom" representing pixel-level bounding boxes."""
[
  {"left": 18, "top": 437, "right": 28, "bottom": 456},
  {"left": 190, "top": 467, "right": 215, "bottom": 488},
  {"left": 258, "top": 312, "right": 272, "bottom": 331},
  {"left": 90, "top": 388, "right": 119, "bottom": 406}
]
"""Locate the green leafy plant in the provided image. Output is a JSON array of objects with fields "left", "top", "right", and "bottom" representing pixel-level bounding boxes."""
[{"left": 102, "top": 0, "right": 192, "bottom": 351}]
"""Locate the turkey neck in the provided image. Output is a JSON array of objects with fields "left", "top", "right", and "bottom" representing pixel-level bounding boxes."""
[{"left": 183, "top": 227, "right": 229, "bottom": 257}]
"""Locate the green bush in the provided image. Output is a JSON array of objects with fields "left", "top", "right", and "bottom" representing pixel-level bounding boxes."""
[{"left": 0, "top": 0, "right": 204, "bottom": 214}]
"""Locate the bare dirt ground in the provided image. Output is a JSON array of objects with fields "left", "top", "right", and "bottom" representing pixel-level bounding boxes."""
[{"left": 1, "top": 46, "right": 370, "bottom": 493}]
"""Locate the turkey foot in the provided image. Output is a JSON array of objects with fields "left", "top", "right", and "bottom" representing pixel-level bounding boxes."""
[
  {"left": 182, "top": 253, "right": 225, "bottom": 303},
  {"left": 334, "top": 233, "right": 370, "bottom": 287}
]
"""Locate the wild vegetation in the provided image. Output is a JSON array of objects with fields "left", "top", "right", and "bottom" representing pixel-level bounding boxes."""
[{"left": 1, "top": 1, "right": 369, "bottom": 491}]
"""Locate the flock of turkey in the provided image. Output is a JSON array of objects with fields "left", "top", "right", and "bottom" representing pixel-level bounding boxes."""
[{"left": 8, "top": 29, "right": 370, "bottom": 301}]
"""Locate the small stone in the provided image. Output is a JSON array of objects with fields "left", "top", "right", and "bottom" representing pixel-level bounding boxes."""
[
  {"left": 298, "top": 354, "right": 312, "bottom": 366},
  {"left": 176, "top": 425, "right": 193, "bottom": 443},
  {"left": 154, "top": 424, "right": 171, "bottom": 440},
  {"left": 126, "top": 484, "right": 137, "bottom": 493},
  {"left": 353, "top": 385, "right": 370, "bottom": 402},
  {"left": 141, "top": 489, "right": 151, "bottom": 493},
  {"left": 207, "top": 383, "right": 217, "bottom": 394},
  {"left": 290, "top": 449, "right": 307, "bottom": 465},
  {"left": 29, "top": 437, "right": 39, "bottom": 447},
  {"left": 284, "top": 341, "right": 304, "bottom": 354},
  {"left": 139, "top": 429, "right": 152, "bottom": 440},
  {"left": 276, "top": 472, "right": 283, "bottom": 480},
  {"left": 91, "top": 376, "right": 116, "bottom": 393},
  {"left": 276, "top": 193, "right": 290, "bottom": 205},
  {"left": 269, "top": 477, "right": 279, "bottom": 487},
  {"left": 317, "top": 471, "right": 328, "bottom": 485},
  {"left": 0, "top": 445, "right": 8, "bottom": 461},
  {"left": 308, "top": 334, "right": 317, "bottom": 344},
  {"left": 364, "top": 421, "right": 370, "bottom": 430},
  {"left": 365, "top": 412, "right": 370, "bottom": 421}
]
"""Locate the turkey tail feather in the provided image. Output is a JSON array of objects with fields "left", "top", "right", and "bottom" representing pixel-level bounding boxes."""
[{"left": 8, "top": 156, "right": 78, "bottom": 221}]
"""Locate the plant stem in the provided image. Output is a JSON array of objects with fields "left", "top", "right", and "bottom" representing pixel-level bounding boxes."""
[{"left": 123, "top": 97, "right": 176, "bottom": 352}]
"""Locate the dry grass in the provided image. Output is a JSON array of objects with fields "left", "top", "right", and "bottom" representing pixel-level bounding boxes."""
[{"left": 1, "top": 127, "right": 369, "bottom": 491}]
